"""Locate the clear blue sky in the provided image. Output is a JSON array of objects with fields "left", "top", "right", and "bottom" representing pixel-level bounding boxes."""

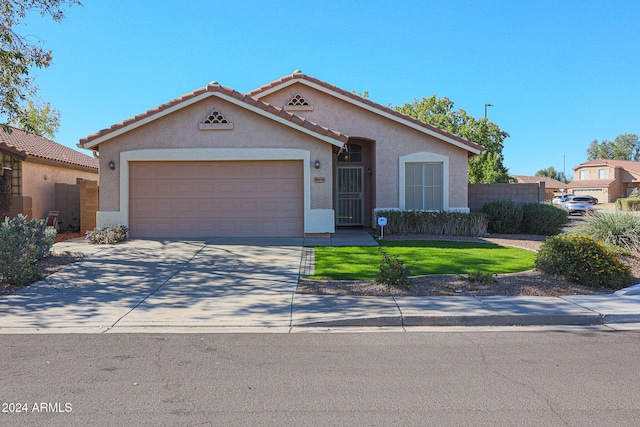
[{"left": 14, "top": 0, "right": 640, "bottom": 178}]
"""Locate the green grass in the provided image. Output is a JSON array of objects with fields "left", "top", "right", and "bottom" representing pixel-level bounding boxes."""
[{"left": 309, "top": 240, "right": 536, "bottom": 280}]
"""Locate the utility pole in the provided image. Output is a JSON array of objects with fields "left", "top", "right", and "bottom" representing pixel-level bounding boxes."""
[{"left": 484, "top": 103, "right": 493, "bottom": 118}]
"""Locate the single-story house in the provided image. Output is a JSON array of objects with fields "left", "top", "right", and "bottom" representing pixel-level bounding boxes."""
[
  {"left": 1, "top": 126, "right": 99, "bottom": 220},
  {"left": 510, "top": 175, "right": 567, "bottom": 201},
  {"left": 568, "top": 158, "right": 640, "bottom": 203},
  {"left": 78, "top": 70, "right": 484, "bottom": 238}
]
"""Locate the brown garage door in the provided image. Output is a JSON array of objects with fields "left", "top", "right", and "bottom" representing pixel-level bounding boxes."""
[{"left": 129, "top": 160, "right": 303, "bottom": 238}]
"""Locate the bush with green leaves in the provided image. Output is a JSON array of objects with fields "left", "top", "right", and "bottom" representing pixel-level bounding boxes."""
[
  {"left": 85, "top": 225, "right": 128, "bottom": 244},
  {"left": 574, "top": 211, "right": 640, "bottom": 253},
  {"left": 374, "top": 210, "right": 488, "bottom": 236},
  {"left": 0, "top": 214, "right": 56, "bottom": 285},
  {"left": 535, "top": 234, "right": 632, "bottom": 290},
  {"left": 375, "top": 248, "right": 415, "bottom": 289},
  {"left": 615, "top": 197, "right": 640, "bottom": 211},
  {"left": 520, "top": 202, "right": 568, "bottom": 235},
  {"left": 482, "top": 200, "right": 523, "bottom": 234}
]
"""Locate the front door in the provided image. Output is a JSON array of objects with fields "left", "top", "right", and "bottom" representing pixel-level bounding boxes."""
[{"left": 336, "top": 166, "right": 364, "bottom": 226}]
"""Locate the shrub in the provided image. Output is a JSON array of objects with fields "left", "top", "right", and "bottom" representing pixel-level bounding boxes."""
[
  {"left": 535, "top": 234, "right": 632, "bottom": 289},
  {"left": 374, "top": 210, "right": 488, "bottom": 236},
  {"left": 0, "top": 214, "right": 56, "bottom": 285},
  {"left": 457, "top": 269, "right": 496, "bottom": 284},
  {"left": 85, "top": 225, "right": 128, "bottom": 245},
  {"left": 574, "top": 211, "right": 640, "bottom": 253},
  {"left": 520, "top": 202, "right": 568, "bottom": 235},
  {"left": 482, "top": 200, "right": 523, "bottom": 234},
  {"left": 375, "top": 248, "right": 415, "bottom": 289},
  {"left": 615, "top": 197, "right": 640, "bottom": 211}
]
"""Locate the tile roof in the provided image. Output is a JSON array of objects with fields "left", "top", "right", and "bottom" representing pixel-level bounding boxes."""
[
  {"left": 247, "top": 70, "right": 485, "bottom": 154},
  {"left": 511, "top": 175, "right": 567, "bottom": 188},
  {"left": 574, "top": 158, "right": 640, "bottom": 174},
  {"left": 1, "top": 126, "right": 98, "bottom": 170},
  {"left": 79, "top": 82, "right": 349, "bottom": 148},
  {"left": 566, "top": 179, "right": 616, "bottom": 188}
]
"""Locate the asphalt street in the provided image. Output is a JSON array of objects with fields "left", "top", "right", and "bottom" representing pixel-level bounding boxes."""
[{"left": 1, "top": 330, "right": 640, "bottom": 426}]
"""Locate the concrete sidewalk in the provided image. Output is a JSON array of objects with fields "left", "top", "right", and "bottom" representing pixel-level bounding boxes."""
[{"left": 1, "top": 236, "right": 639, "bottom": 333}]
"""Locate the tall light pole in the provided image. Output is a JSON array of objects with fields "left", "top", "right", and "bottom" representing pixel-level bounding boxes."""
[{"left": 484, "top": 103, "right": 493, "bottom": 118}]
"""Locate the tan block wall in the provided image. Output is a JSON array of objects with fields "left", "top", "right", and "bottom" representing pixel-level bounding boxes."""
[
  {"left": 468, "top": 183, "right": 545, "bottom": 212},
  {"left": 80, "top": 180, "right": 98, "bottom": 233},
  {"left": 21, "top": 162, "right": 98, "bottom": 219}
]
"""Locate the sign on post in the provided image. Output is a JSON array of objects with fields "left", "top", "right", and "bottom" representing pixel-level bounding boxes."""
[{"left": 377, "top": 216, "right": 387, "bottom": 239}]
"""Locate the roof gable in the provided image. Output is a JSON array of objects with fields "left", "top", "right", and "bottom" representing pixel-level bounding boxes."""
[
  {"left": 79, "top": 82, "right": 349, "bottom": 150},
  {"left": 248, "top": 70, "right": 485, "bottom": 155},
  {"left": 1, "top": 126, "right": 98, "bottom": 170}
]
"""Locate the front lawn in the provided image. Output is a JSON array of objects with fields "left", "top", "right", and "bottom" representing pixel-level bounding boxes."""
[{"left": 310, "top": 240, "right": 536, "bottom": 280}]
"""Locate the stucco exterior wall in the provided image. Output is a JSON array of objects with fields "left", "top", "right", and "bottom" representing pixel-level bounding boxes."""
[
  {"left": 21, "top": 161, "right": 98, "bottom": 219},
  {"left": 259, "top": 83, "right": 471, "bottom": 211},
  {"left": 96, "top": 95, "right": 335, "bottom": 233}
]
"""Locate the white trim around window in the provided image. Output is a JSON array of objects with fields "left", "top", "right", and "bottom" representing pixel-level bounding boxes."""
[{"left": 399, "top": 152, "right": 449, "bottom": 210}]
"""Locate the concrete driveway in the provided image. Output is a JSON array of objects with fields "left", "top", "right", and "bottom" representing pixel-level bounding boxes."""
[{"left": 0, "top": 238, "right": 303, "bottom": 332}]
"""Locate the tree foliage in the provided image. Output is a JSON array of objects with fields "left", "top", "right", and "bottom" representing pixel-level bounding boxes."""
[
  {"left": 396, "top": 95, "right": 511, "bottom": 183},
  {"left": 8, "top": 97, "right": 60, "bottom": 138},
  {"left": 1, "top": 0, "right": 80, "bottom": 132},
  {"left": 535, "top": 165, "right": 569, "bottom": 183},
  {"left": 586, "top": 133, "right": 640, "bottom": 161}
]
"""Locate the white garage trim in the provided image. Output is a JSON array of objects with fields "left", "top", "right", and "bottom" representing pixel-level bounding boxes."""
[{"left": 96, "top": 148, "right": 335, "bottom": 235}]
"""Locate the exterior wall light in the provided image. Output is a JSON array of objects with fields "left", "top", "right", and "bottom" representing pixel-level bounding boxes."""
[
  {"left": 108, "top": 160, "right": 116, "bottom": 170},
  {"left": 314, "top": 160, "right": 320, "bottom": 169}
]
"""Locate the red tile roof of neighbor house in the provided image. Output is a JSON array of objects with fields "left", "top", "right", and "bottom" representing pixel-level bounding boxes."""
[
  {"left": 510, "top": 175, "right": 567, "bottom": 189},
  {"left": 574, "top": 158, "right": 640, "bottom": 174},
  {"left": 247, "top": 70, "right": 485, "bottom": 154},
  {"left": 79, "top": 82, "right": 350, "bottom": 148},
  {"left": 0, "top": 126, "right": 98, "bottom": 170}
]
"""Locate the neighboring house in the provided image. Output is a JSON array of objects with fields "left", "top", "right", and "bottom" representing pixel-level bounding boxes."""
[
  {"left": 0, "top": 126, "right": 99, "bottom": 220},
  {"left": 568, "top": 158, "right": 640, "bottom": 203},
  {"left": 511, "top": 175, "right": 567, "bottom": 201},
  {"left": 78, "top": 70, "right": 484, "bottom": 238}
]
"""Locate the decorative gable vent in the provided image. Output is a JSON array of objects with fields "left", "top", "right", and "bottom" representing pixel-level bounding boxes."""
[
  {"left": 199, "top": 109, "right": 233, "bottom": 130},
  {"left": 284, "top": 94, "right": 314, "bottom": 111}
]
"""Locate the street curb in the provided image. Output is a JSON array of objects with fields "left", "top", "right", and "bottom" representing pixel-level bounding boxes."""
[{"left": 295, "top": 313, "right": 640, "bottom": 328}]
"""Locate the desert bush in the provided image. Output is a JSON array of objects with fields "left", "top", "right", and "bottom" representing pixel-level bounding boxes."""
[
  {"left": 374, "top": 210, "right": 488, "bottom": 236},
  {"left": 520, "top": 202, "right": 568, "bottom": 235},
  {"left": 574, "top": 211, "right": 640, "bottom": 253},
  {"left": 482, "top": 200, "right": 523, "bottom": 234},
  {"left": 0, "top": 214, "right": 56, "bottom": 285},
  {"left": 535, "top": 234, "right": 632, "bottom": 290},
  {"left": 85, "top": 225, "right": 128, "bottom": 244},
  {"left": 615, "top": 197, "right": 640, "bottom": 211},
  {"left": 375, "top": 249, "right": 415, "bottom": 289}
]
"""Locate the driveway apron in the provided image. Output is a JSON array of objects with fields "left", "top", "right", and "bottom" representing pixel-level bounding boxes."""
[{"left": 0, "top": 238, "right": 303, "bottom": 332}]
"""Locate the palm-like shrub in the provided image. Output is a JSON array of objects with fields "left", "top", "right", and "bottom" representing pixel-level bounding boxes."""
[{"left": 574, "top": 211, "right": 640, "bottom": 253}]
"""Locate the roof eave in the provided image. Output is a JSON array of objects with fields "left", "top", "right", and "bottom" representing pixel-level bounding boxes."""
[{"left": 80, "top": 90, "right": 346, "bottom": 150}]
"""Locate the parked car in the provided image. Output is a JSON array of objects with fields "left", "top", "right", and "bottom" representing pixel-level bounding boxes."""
[
  {"left": 582, "top": 195, "right": 598, "bottom": 204},
  {"left": 561, "top": 196, "right": 595, "bottom": 215},
  {"left": 552, "top": 194, "right": 570, "bottom": 205}
]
